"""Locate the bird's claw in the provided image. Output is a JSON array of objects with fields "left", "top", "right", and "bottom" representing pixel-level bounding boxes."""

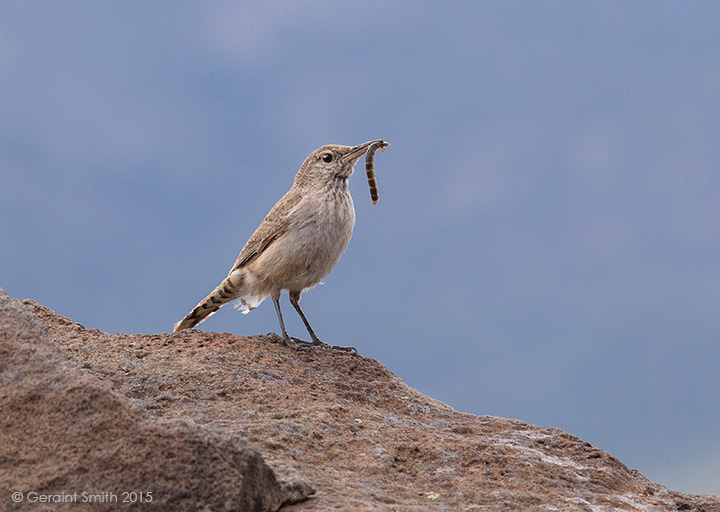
[
  {"left": 310, "top": 337, "right": 357, "bottom": 353},
  {"left": 267, "top": 332, "right": 355, "bottom": 353}
]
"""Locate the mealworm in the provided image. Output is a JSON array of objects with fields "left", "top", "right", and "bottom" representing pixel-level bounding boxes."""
[{"left": 365, "top": 140, "right": 389, "bottom": 205}]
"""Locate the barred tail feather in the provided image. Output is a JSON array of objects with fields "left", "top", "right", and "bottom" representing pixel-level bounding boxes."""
[{"left": 173, "top": 271, "right": 245, "bottom": 332}]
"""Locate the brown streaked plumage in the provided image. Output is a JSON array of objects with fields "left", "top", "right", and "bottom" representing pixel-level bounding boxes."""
[{"left": 173, "top": 140, "right": 390, "bottom": 351}]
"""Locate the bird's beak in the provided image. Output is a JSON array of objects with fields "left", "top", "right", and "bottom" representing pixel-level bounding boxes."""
[{"left": 343, "top": 139, "right": 386, "bottom": 163}]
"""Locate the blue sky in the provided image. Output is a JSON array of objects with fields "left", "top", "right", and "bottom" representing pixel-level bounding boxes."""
[{"left": 2, "top": 1, "right": 719, "bottom": 496}]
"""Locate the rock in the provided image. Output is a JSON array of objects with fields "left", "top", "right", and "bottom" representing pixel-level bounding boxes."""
[
  {"left": 0, "top": 288, "right": 312, "bottom": 511},
  {"left": 3, "top": 287, "right": 719, "bottom": 511}
]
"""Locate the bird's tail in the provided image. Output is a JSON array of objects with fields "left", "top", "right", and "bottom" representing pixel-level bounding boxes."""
[{"left": 173, "top": 271, "right": 245, "bottom": 332}]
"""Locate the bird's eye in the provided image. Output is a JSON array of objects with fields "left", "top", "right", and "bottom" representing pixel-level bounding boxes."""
[{"left": 321, "top": 153, "right": 333, "bottom": 163}]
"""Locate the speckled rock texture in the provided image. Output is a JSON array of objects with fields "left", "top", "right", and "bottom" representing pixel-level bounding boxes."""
[
  {"left": 0, "top": 288, "right": 311, "bottom": 511},
  {"left": 2, "top": 287, "right": 719, "bottom": 511}
]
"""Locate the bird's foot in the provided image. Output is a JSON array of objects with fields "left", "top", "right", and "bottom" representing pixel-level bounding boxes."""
[
  {"left": 267, "top": 332, "right": 356, "bottom": 353},
  {"left": 309, "top": 335, "right": 357, "bottom": 353},
  {"left": 267, "top": 332, "right": 313, "bottom": 352}
]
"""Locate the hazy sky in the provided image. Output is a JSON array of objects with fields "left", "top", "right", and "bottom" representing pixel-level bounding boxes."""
[{"left": 2, "top": 1, "right": 719, "bottom": 496}]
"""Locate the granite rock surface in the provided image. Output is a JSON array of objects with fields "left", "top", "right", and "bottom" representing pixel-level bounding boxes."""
[{"left": 2, "top": 288, "right": 719, "bottom": 511}]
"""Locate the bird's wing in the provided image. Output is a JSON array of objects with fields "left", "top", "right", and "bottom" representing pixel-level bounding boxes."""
[{"left": 229, "top": 191, "right": 302, "bottom": 273}]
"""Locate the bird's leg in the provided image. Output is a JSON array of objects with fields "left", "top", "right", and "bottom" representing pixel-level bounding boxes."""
[
  {"left": 272, "top": 296, "right": 307, "bottom": 351},
  {"left": 288, "top": 291, "right": 356, "bottom": 353}
]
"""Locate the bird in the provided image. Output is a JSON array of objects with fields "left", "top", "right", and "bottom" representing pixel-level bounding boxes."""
[{"left": 173, "top": 139, "right": 388, "bottom": 351}]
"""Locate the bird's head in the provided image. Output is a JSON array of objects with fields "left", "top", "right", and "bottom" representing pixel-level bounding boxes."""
[{"left": 295, "top": 140, "right": 385, "bottom": 187}]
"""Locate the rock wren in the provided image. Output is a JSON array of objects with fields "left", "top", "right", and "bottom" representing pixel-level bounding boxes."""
[{"left": 174, "top": 139, "right": 389, "bottom": 351}]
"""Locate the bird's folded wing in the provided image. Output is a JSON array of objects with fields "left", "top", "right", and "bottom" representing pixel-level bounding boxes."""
[{"left": 229, "top": 191, "right": 302, "bottom": 272}]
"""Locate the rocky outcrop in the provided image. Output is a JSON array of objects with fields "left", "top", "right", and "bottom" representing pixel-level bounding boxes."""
[
  {"left": 2, "top": 287, "right": 719, "bottom": 511},
  {"left": 0, "top": 289, "right": 310, "bottom": 511}
]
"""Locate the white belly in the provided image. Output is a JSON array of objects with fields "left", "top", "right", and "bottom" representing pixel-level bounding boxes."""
[{"left": 251, "top": 191, "right": 355, "bottom": 292}]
